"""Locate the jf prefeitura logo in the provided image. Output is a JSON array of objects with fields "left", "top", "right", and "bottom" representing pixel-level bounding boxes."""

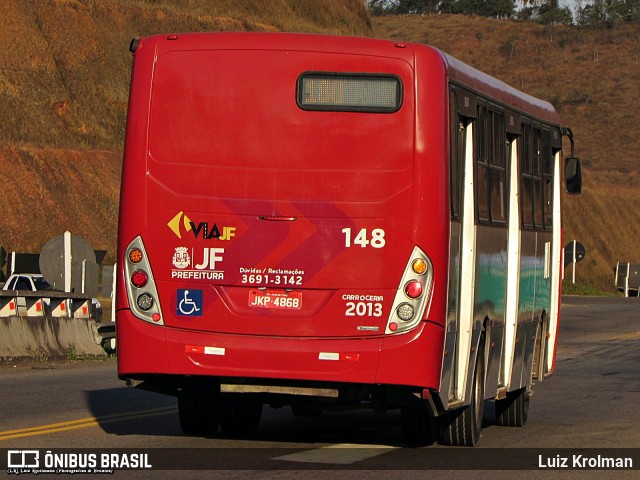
[{"left": 6, "top": 450, "right": 152, "bottom": 475}]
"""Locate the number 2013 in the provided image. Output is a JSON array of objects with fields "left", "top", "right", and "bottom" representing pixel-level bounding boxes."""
[{"left": 345, "top": 301, "right": 383, "bottom": 317}]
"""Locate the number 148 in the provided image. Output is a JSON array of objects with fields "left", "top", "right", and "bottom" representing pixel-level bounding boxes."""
[{"left": 341, "top": 228, "right": 386, "bottom": 248}]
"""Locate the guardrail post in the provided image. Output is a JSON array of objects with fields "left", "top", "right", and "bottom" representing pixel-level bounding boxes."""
[
  {"left": 72, "top": 299, "right": 91, "bottom": 319},
  {"left": 25, "top": 297, "right": 45, "bottom": 317},
  {"left": 51, "top": 299, "right": 70, "bottom": 318},
  {"left": 0, "top": 296, "right": 18, "bottom": 317}
]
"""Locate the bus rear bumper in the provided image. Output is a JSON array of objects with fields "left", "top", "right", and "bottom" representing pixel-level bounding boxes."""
[{"left": 117, "top": 310, "right": 443, "bottom": 389}]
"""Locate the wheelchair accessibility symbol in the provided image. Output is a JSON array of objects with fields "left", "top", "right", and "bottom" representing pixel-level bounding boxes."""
[{"left": 177, "top": 289, "right": 203, "bottom": 316}]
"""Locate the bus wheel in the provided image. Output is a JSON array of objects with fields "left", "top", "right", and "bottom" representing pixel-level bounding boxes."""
[
  {"left": 219, "top": 394, "right": 263, "bottom": 437},
  {"left": 401, "top": 405, "right": 437, "bottom": 445},
  {"left": 495, "top": 388, "right": 530, "bottom": 427},
  {"left": 291, "top": 405, "right": 323, "bottom": 418},
  {"left": 178, "top": 387, "right": 220, "bottom": 435},
  {"left": 439, "top": 342, "right": 485, "bottom": 446}
]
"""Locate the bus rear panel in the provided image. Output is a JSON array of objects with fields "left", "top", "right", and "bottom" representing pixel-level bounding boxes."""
[{"left": 118, "top": 33, "right": 447, "bottom": 391}]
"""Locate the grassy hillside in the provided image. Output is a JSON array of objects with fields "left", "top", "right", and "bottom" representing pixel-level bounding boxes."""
[
  {"left": 1, "top": 1, "right": 637, "bottom": 293},
  {"left": 0, "top": 0, "right": 371, "bottom": 261},
  {"left": 373, "top": 14, "right": 640, "bottom": 292},
  {"left": 0, "top": 148, "right": 120, "bottom": 256},
  {"left": 1, "top": 0, "right": 371, "bottom": 150}
]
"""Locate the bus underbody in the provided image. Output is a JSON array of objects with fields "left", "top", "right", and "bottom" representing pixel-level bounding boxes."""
[{"left": 118, "top": 307, "right": 532, "bottom": 446}]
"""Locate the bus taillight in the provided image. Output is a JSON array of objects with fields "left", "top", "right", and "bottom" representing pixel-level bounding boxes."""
[
  {"left": 404, "top": 280, "right": 423, "bottom": 299},
  {"left": 124, "top": 236, "right": 164, "bottom": 326},
  {"left": 385, "top": 246, "right": 433, "bottom": 335},
  {"left": 411, "top": 258, "right": 427, "bottom": 275},
  {"left": 129, "top": 248, "right": 143, "bottom": 264},
  {"left": 396, "top": 303, "right": 415, "bottom": 321},
  {"left": 131, "top": 270, "right": 149, "bottom": 288},
  {"left": 136, "top": 292, "right": 154, "bottom": 311}
]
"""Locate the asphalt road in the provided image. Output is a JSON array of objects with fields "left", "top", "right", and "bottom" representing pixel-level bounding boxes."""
[{"left": 1, "top": 296, "right": 639, "bottom": 478}]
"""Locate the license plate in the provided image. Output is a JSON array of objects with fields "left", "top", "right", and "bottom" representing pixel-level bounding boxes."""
[{"left": 248, "top": 289, "right": 302, "bottom": 310}]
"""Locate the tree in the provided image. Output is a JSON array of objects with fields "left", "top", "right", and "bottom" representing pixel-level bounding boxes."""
[
  {"left": 517, "top": 0, "right": 573, "bottom": 24},
  {"left": 608, "top": 0, "right": 640, "bottom": 22},
  {"left": 575, "top": 0, "right": 640, "bottom": 27},
  {"left": 368, "top": 0, "right": 515, "bottom": 16},
  {"left": 538, "top": 0, "right": 574, "bottom": 24},
  {"left": 446, "top": 0, "right": 513, "bottom": 17},
  {"left": 367, "top": 0, "right": 440, "bottom": 15}
]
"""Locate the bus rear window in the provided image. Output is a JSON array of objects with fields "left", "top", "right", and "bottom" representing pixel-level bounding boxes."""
[{"left": 297, "top": 73, "right": 402, "bottom": 113}]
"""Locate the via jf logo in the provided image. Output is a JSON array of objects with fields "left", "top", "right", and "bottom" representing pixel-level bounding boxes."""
[{"left": 167, "top": 211, "right": 236, "bottom": 241}]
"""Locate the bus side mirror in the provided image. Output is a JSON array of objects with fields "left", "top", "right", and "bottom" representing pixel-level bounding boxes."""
[{"left": 565, "top": 157, "right": 582, "bottom": 195}]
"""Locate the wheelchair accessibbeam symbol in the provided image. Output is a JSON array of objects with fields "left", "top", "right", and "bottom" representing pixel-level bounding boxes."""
[{"left": 177, "top": 289, "right": 203, "bottom": 316}]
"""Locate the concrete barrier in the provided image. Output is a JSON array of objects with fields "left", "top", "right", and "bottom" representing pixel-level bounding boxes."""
[
  {"left": 0, "top": 315, "right": 106, "bottom": 362},
  {"left": 0, "top": 292, "right": 107, "bottom": 362}
]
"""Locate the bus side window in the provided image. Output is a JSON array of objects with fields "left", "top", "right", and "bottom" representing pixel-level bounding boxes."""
[
  {"left": 520, "top": 123, "right": 535, "bottom": 230},
  {"left": 489, "top": 111, "right": 507, "bottom": 224},
  {"left": 532, "top": 128, "right": 544, "bottom": 229},
  {"left": 521, "top": 124, "right": 555, "bottom": 232},
  {"left": 476, "top": 104, "right": 491, "bottom": 224},
  {"left": 476, "top": 104, "right": 507, "bottom": 226},
  {"left": 542, "top": 129, "right": 554, "bottom": 231},
  {"left": 450, "top": 90, "right": 462, "bottom": 220}
]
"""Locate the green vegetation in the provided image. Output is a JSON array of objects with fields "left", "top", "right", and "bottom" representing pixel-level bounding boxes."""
[
  {"left": 562, "top": 281, "right": 610, "bottom": 297},
  {"left": 67, "top": 344, "right": 79, "bottom": 361},
  {"left": 368, "top": 0, "right": 640, "bottom": 26},
  {"left": 369, "top": 0, "right": 518, "bottom": 18},
  {"left": 27, "top": 345, "right": 51, "bottom": 364},
  {"left": 576, "top": 0, "right": 640, "bottom": 27}
]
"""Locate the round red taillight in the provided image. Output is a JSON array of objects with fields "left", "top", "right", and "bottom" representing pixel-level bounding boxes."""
[
  {"left": 405, "top": 280, "right": 423, "bottom": 299},
  {"left": 131, "top": 270, "right": 149, "bottom": 288}
]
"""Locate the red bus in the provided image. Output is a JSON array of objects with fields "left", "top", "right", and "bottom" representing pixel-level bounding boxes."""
[{"left": 117, "top": 32, "right": 581, "bottom": 446}]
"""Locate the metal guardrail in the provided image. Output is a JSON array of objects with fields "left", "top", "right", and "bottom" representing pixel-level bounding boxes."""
[
  {"left": 0, "top": 290, "right": 94, "bottom": 299},
  {"left": 0, "top": 290, "right": 96, "bottom": 318}
]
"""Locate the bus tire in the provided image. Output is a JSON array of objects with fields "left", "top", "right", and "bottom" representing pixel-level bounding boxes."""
[
  {"left": 495, "top": 387, "right": 529, "bottom": 427},
  {"left": 439, "top": 340, "right": 485, "bottom": 447},
  {"left": 219, "top": 394, "right": 263, "bottom": 437},
  {"left": 291, "top": 405, "right": 323, "bottom": 418},
  {"left": 178, "top": 387, "right": 220, "bottom": 436},
  {"left": 401, "top": 405, "right": 437, "bottom": 446}
]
